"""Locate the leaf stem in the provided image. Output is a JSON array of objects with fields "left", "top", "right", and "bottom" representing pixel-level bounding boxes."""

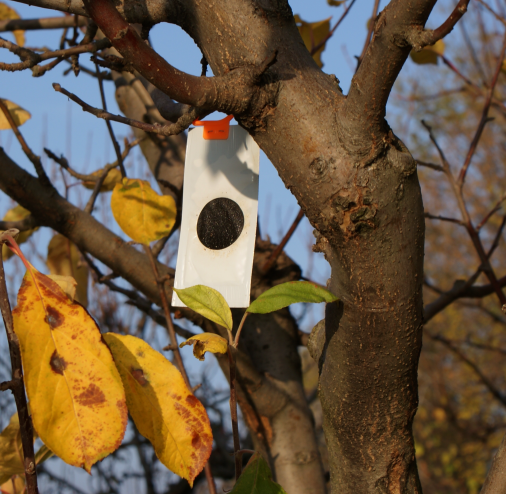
[
  {"left": 227, "top": 346, "right": 242, "bottom": 480},
  {"left": 233, "top": 311, "right": 249, "bottom": 348},
  {"left": 0, "top": 231, "right": 39, "bottom": 494},
  {"left": 144, "top": 245, "right": 217, "bottom": 494}
]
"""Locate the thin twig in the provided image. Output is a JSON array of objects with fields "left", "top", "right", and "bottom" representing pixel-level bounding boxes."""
[
  {"left": 227, "top": 346, "right": 241, "bottom": 480},
  {"left": 45, "top": 137, "right": 140, "bottom": 182},
  {"left": 0, "top": 16, "right": 88, "bottom": 32},
  {"left": 458, "top": 31, "right": 506, "bottom": 185},
  {"left": 53, "top": 83, "right": 201, "bottom": 137},
  {"left": 422, "top": 119, "right": 506, "bottom": 305},
  {"left": 0, "top": 99, "right": 50, "bottom": 186},
  {"left": 95, "top": 62, "right": 126, "bottom": 177},
  {"left": 233, "top": 312, "right": 250, "bottom": 349},
  {"left": 424, "top": 212, "right": 464, "bottom": 225},
  {"left": 310, "top": 0, "right": 358, "bottom": 56},
  {"left": 477, "top": 194, "right": 506, "bottom": 231},
  {"left": 427, "top": 330, "right": 506, "bottom": 407},
  {"left": 475, "top": 0, "right": 506, "bottom": 27},
  {"left": 262, "top": 209, "right": 304, "bottom": 273},
  {"left": 416, "top": 160, "right": 444, "bottom": 172},
  {"left": 356, "top": 0, "right": 381, "bottom": 70},
  {"left": 0, "top": 36, "right": 110, "bottom": 72}
]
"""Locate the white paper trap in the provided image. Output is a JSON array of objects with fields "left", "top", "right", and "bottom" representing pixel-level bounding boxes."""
[{"left": 172, "top": 119, "right": 260, "bottom": 308}]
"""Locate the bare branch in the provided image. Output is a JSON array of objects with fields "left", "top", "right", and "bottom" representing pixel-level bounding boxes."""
[
  {"left": 477, "top": 194, "right": 506, "bottom": 231},
  {"left": 342, "top": 0, "right": 439, "bottom": 146},
  {"left": 0, "top": 36, "right": 110, "bottom": 72},
  {"left": 261, "top": 209, "right": 304, "bottom": 274},
  {"left": 0, "top": 99, "right": 50, "bottom": 186},
  {"left": 424, "top": 212, "right": 464, "bottom": 225},
  {"left": 0, "top": 16, "right": 87, "bottom": 32},
  {"left": 458, "top": 31, "right": 506, "bottom": 185},
  {"left": 9, "top": 0, "right": 179, "bottom": 25},
  {"left": 53, "top": 83, "right": 203, "bottom": 137},
  {"left": 407, "top": 0, "right": 471, "bottom": 49},
  {"left": 83, "top": 0, "right": 278, "bottom": 116},
  {"left": 427, "top": 330, "right": 506, "bottom": 407},
  {"left": 416, "top": 160, "right": 444, "bottom": 172},
  {"left": 94, "top": 63, "right": 126, "bottom": 177},
  {"left": 0, "top": 214, "right": 38, "bottom": 232},
  {"left": 424, "top": 275, "right": 506, "bottom": 322}
]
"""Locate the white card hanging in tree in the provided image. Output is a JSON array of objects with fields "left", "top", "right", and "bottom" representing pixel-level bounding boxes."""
[{"left": 172, "top": 115, "right": 260, "bottom": 308}]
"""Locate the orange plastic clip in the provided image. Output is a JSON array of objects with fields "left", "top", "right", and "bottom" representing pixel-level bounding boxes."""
[{"left": 193, "top": 115, "right": 233, "bottom": 140}]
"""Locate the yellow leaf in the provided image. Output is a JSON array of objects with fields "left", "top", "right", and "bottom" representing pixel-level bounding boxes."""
[
  {"left": 12, "top": 267, "right": 127, "bottom": 473},
  {"left": 0, "top": 3, "right": 25, "bottom": 47},
  {"left": 111, "top": 178, "right": 177, "bottom": 245},
  {"left": 47, "top": 234, "right": 88, "bottom": 307},
  {"left": 0, "top": 413, "right": 54, "bottom": 489},
  {"left": 103, "top": 333, "right": 213, "bottom": 486},
  {"left": 294, "top": 15, "right": 331, "bottom": 68},
  {"left": 47, "top": 274, "right": 77, "bottom": 302},
  {"left": 0, "top": 100, "right": 30, "bottom": 130},
  {"left": 0, "top": 474, "right": 25, "bottom": 494},
  {"left": 410, "top": 39, "right": 445, "bottom": 65},
  {"left": 1, "top": 205, "right": 37, "bottom": 260},
  {"left": 0, "top": 415, "right": 24, "bottom": 485},
  {"left": 180, "top": 333, "right": 228, "bottom": 361},
  {"left": 82, "top": 168, "right": 122, "bottom": 192}
]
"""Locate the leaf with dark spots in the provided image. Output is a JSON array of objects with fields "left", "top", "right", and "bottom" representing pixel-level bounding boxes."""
[
  {"left": 49, "top": 350, "right": 67, "bottom": 375},
  {"left": 12, "top": 266, "right": 127, "bottom": 473},
  {"left": 103, "top": 333, "right": 212, "bottom": 486},
  {"left": 130, "top": 368, "right": 148, "bottom": 387},
  {"left": 76, "top": 384, "right": 106, "bottom": 407},
  {"left": 45, "top": 305, "right": 64, "bottom": 329},
  {"left": 186, "top": 395, "right": 199, "bottom": 408}
]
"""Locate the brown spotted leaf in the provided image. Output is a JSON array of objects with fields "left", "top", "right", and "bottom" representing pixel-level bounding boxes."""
[
  {"left": 103, "top": 333, "right": 213, "bottom": 486},
  {"left": 179, "top": 333, "right": 228, "bottom": 361},
  {"left": 12, "top": 266, "right": 127, "bottom": 473}
]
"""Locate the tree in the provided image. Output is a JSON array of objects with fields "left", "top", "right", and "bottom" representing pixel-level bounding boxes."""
[{"left": 0, "top": 0, "right": 505, "bottom": 493}]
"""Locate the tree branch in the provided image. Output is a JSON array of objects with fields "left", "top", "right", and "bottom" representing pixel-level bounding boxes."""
[
  {"left": 424, "top": 275, "right": 506, "bottom": 323},
  {"left": 427, "top": 331, "right": 506, "bottom": 407},
  {"left": 407, "top": 0, "right": 471, "bottom": 49},
  {"left": 9, "top": 0, "right": 179, "bottom": 25},
  {"left": 0, "top": 16, "right": 87, "bottom": 32},
  {"left": 342, "top": 0, "right": 440, "bottom": 145},
  {"left": 82, "top": 0, "right": 278, "bottom": 116},
  {"left": 0, "top": 148, "right": 172, "bottom": 305},
  {"left": 0, "top": 215, "right": 38, "bottom": 232},
  {"left": 53, "top": 83, "right": 202, "bottom": 137}
]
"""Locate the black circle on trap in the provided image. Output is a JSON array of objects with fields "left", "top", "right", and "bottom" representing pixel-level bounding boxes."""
[{"left": 197, "top": 198, "right": 244, "bottom": 250}]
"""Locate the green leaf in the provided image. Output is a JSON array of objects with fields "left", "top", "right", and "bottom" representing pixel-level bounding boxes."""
[
  {"left": 173, "top": 285, "right": 233, "bottom": 331},
  {"left": 327, "top": 0, "right": 345, "bottom": 5},
  {"left": 247, "top": 281, "right": 338, "bottom": 314},
  {"left": 230, "top": 453, "right": 287, "bottom": 494}
]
